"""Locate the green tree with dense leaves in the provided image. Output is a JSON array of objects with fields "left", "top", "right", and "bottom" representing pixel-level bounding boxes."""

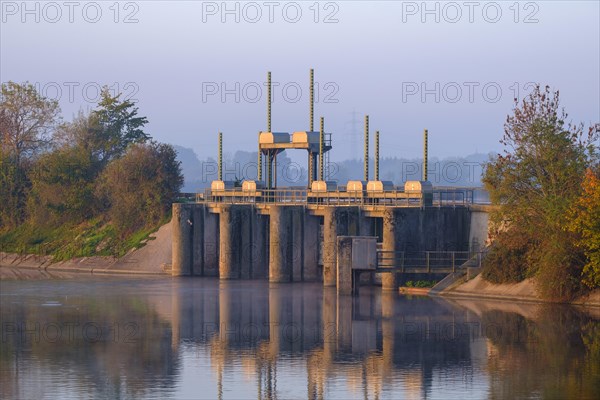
[
  {"left": 90, "top": 88, "right": 149, "bottom": 164},
  {"left": 482, "top": 85, "right": 599, "bottom": 300},
  {"left": 27, "top": 145, "right": 98, "bottom": 226},
  {"left": 96, "top": 142, "right": 183, "bottom": 237}
]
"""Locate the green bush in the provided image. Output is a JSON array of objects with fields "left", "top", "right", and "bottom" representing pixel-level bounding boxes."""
[
  {"left": 404, "top": 280, "right": 437, "bottom": 288},
  {"left": 481, "top": 244, "right": 530, "bottom": 284}
]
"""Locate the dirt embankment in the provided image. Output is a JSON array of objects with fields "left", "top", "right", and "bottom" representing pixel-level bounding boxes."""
[
  {"left": 0, "top": 222, "right": 172, "bottom": 280},
  {"left": 438, "top": 273, "right": 600, "bottom": 308}
]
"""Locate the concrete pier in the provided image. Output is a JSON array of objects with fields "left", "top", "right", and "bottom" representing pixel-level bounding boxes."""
[
  {"left": 269, "top": 206, "right": 291, "bottom": 283},
  {"left": 336, "top": 237, "right": 354, "bottom": 295},
  {"left": 172, "top": 203, "right": 193, "bottom": 276},
  {"left": 382, "top": 209, "right": 399, "bottom": 291},
  {"left": 322, "top": 207, "right": 340, "bottom": 287}
]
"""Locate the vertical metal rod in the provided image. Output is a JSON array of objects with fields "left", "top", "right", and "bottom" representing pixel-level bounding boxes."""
[
  {"left": 375, "top": 130, "right": 380, "bottom": 181},
  {"left": 257, "top": 131, "right": 262, "bottom": 181},
  {"left": 423, "top": 129, "right": 428, "bottom": 181},
  {"left": 274, "top": 152, "right": 277, "bottom": 189},
  {"left": 308, "top": 152, "right": 313, "bottom": 188},
  {"left": 364, "top": 115, "right": 369, "bottom": 181},
  {"left": 312, "top": 153, "right": 318, "bottom": 182},
  {"left": 310, "top": 69, "right": 314, "bottom": 131},
  {"left": 267, "top": 71, "right": 272, "bottom": 132},
  {"left": 218, "top": 131, "right": 223, "bottom": 181},
  {"left": 319, "top": 117, "right": 324, "bottom": 181},
  {"left": 267, "top": 152, "right": 272, "bottom": 190}
]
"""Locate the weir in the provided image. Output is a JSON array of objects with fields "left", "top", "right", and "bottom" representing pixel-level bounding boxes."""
[
  {"left": 172, "top": 69, "right": 489, "bottom": 293},
  {"left": 172, "top": 202, "right": 487, "bottom": 291}
]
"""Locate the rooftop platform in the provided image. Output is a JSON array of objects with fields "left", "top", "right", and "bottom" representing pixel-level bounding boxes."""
[{"left": 258, "top": 131, "right": 332, "bottom": 153}]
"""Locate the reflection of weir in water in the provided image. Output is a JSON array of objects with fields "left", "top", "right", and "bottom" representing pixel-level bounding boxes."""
[
  {"left": 168, "top": 280, "right": 481, "bottom": 399},
  {"left": 3, "top": 280, "right": 597, "bottom": 399}
]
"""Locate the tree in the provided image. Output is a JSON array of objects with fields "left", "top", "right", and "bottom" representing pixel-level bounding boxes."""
[
  {"left": 482, "top": 85, "right": 599, "bottom": 300},
  {"left": 568, "top": 168, "right": 600, "bottom": 288},
  {"left": 0, "top": 82, "right": 60, "bottom": 228},
  {"left": 91, "top": 88, "right": 149, "bottom": 164},
  {"left": 27, "top": 145, "right": 98, "bottom": 226},
  {"left": 96, "top": 142, "right": 183, "bottom": 237},
  {"left": 0, "top": 82, "right": 60, "bottom": 165},
  {"left": 0, "top": 149, "right": 26, "bottom": 228}
]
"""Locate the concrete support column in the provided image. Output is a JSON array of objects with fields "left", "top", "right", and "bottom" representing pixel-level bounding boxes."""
[
  {"left": 336, "top": 236, "right": 354, "bottom": 295},
  {"left": 322, "top": 207, "right": 340, "bottom": 286},
  {"left": 382, "top": 209, "right": 399, "bottom": 291},
  {"left": 172, "top": 203, "right": 193, "bottom": 276},
  {"left": 269, "top": 206, "right": 291, "bottom": 282}
]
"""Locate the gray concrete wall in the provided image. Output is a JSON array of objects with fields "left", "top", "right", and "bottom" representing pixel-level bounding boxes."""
[
  {"left": 203, "top": 210, "right": 219, "bottom": 277},
  {"left": 469, "top": 210, "right": 489, "bottom": 252},
  {"left": 303, "top": 213, "right": 320, "bottom": 281},
  {"left": 380, "top": 207, "right": 472, "bottom": 290},
  {"left": 268, "top": 206, "right": 321, "bottom": 283},
  {"left": 387, "top": 207, "right": 471, "bottom": 253},
  {"left": 191, "top": 205, "right": 205, "bottom": 276},
  {"left": 250, "top": 213, "right": 269, "bottom": 279},
  {"left": 219, "top": 205, "right": 258, "bottom": 279}
]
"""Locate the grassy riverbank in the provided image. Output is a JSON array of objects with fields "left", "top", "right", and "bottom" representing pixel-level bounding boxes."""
[{"left": 0, "top": 217, "right": 168, "bottom": 262}]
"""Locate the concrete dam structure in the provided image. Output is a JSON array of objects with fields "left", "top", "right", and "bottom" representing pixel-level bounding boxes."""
[{"left": 172, "top": 69, "right": 489, "bottom": 292}]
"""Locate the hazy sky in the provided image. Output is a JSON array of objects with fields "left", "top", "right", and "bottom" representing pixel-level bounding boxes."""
[{"left": 2, "top": 1, "right": 599, "bottom": 164}]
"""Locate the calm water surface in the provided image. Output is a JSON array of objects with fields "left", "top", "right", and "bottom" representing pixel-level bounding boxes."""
[{"left": 1, "top": 277, "right": 598, "bottom": 399}]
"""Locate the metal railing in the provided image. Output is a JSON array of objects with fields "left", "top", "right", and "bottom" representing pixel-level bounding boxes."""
[
  {"left": 196, "top": 187, "right": 483, "bottom": 207},
  {"left": 376, "top": 250, "right": 485, "bottom": 273}
]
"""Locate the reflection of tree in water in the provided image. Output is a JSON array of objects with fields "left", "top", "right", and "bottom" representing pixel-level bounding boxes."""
[
  {"left": 482, "top": 306, "right": 600, "bottom": 400},
  {"left": 0, "top": 293, "right": 177, "bottom": 399}
]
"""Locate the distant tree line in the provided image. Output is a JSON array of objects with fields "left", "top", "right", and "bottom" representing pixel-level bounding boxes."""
[
  {"left": 0, "top": 82, "right": 183, "bottom": 248},
  {"left": 482, "top": 85, "right": 600, "bottom": 300}
]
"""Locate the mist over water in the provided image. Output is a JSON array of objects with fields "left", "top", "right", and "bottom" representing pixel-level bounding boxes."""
[{"left": 1, "top": 278, "right": 598, "bottom": 399}]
